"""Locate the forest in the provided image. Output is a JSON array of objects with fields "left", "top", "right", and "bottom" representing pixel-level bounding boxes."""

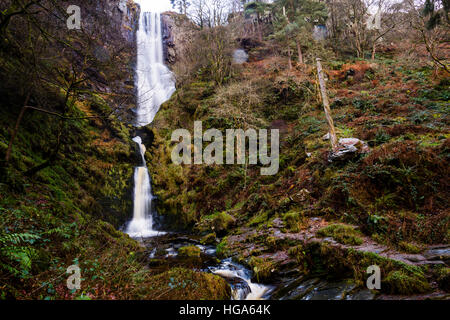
[{"left": 0, "top": 0, "right": 448, "bottom": 302}]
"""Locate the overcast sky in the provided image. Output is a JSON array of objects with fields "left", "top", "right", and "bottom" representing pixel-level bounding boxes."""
[{"left": 134, "top": 0, "right": 173, "bottom": 12}]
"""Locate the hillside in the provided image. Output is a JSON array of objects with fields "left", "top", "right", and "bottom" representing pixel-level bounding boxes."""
[{"left": 0, "top": 0, "right": 448, "bottom": 301}]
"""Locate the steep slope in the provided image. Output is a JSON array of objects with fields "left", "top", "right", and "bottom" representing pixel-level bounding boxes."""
[{"left": 147, "top": 38, "right": 449, "bottom": 298}]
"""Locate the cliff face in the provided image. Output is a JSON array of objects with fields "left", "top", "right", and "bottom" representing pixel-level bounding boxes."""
[
  {"left": 67, "top": 0, "right": 140, "bottom": 122},
  {"left": 161, "top": 12, "right": 196, "bottom": 65}
]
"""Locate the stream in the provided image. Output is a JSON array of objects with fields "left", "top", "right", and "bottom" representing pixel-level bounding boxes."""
[{"left": 141, "top": 234, "right": 275, "bottom": 300}]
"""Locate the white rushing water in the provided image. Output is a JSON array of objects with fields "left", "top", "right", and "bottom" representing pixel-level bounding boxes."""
[
  {"left": 126, "top": 137, "right": 164, "bottom": 238},
  {"left": 211, "top": 259, "right": 273, "bottom": 300},
  {"left": 135, "top": 11, "right": 175, "bottom": 127},
  {"left": 126, "top": 7, "right": 175, "bottom": 237}
]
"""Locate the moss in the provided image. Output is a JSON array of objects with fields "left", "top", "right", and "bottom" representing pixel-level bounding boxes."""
[
  {"left": 384, "top": 270, "right": 431, "bottom": 295},
  {"left": 248, "top": 257, "right": 275, "bottom": 282},
  {"left": 216, "top": 237, "right": 230, "bottom": 259},
  {"left": 248, "top": 211, "right": 270, "bottom": 227},
  {"left": 282, "top": 210, "right": 302, "bottom": 232},
  {"left": 317, "top": 224, "right": 364, "bottom": 245},
  {"left": 178, "top": 246, "right": 201, "bottom": 259},
  {"left": 398, "top": 241, "right": 423, "bottom": 254},
  {"left": 142, "top": 268, "right": 231, "bottom": 300},
  {"left": 436, "top": 267, "right": 450, "bottom": 292},
  {"left": 200, "top": 232, "right": 217, "bottom": 245},
  {"left": 197, "top": 211, "right": 236, "bottom": 235}
]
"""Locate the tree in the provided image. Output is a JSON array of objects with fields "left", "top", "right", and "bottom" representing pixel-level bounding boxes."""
[
  {"left": 244, "top": 0, "right": 272, "bottom": 41},
  {"left": 272, "top": 0, "right": 328, "bottom": 67},
  {"left": 1, "top": 0, "right": 131, "bottom": 173},
  {"left": 367, "top": 0, "right": 403, "bottom": 60},
  {"left": 171, "top": 0, "right": 190, "bottom": 15},
  {"left": 405, "top": 0, "right": 449, "bottom": 72},
  {"left": 190, "top": 0, "right": 206, "bottom": 28}
]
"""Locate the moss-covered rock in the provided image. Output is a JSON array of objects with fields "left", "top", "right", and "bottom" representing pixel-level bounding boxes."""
[
  {"left": 197, "top": 211, "right": 236, "bottom": 235},
  {"left": 216, "top": 237, "right": 231, "bottom": 259},
  {"left": 142, "top": 268, "right": 231, "bottom": 300},
  {"left": 436, "top": 267, "right": 450, "bottom": 292},
  {"left": 398, "top": 241, "right": 423, "bottom": 254},
  {"left": 317, "top": 224, "right": 363, "bottom": 245},
  {"left": 248, "top": 257, "right": 276, "bottom": 282},
  {"left": 384, "top": 270, "right": 431, "bottom": 295},
  {"left": 282, "top": 210, "right": 302, "bottom": 232},
  {"left": 178, "top": 245, "right": 201, "bottom": 259},
  {"left": 200, "top": 232, "right": 217, "bottom": 245}
]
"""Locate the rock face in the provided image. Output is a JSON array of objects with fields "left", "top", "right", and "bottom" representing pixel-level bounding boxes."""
[
  {"left": 66, "top": 0, "right": 139, "bottom": 44},
  {"left": 161, "top": 12, "right": 196, "bottom": 65},
  {"left": 64, "top": 0, "right": 140, "bottom": 122}
]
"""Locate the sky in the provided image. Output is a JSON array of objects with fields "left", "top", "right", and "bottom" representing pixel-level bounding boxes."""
[{"left": 134, "top": 0, "right": 173, "bottom": 13}]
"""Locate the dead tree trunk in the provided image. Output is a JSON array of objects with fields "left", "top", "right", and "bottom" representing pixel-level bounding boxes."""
[
  {"left": 287, "top": 45, "right": 293, "bottom": 70},
  {"left": 316, "top": 58, "right": 338, "bottom": 151},
  {"left": 297, "top": 40, "right": 303, "bottom": 64}
]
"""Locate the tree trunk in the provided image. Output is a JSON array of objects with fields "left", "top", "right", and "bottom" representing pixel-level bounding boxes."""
[
  {"left": 288, "top": 46, "right": 292, "bottom": 70},
  {"left": 296, "top": 40, "right": 303, "bottom": 64},
  {"left": 371, "top": 42, "right": 376, "bottom": 60},
  {"left": 5, "top": 92, "right": 31, "bottom": 163},
  {"left": 316, "top": 58, "right": 338, "bottom": 152}
]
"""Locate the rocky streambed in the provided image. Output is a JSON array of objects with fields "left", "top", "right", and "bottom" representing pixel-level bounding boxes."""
[{"left": 139, "top": 233, "right": 418, "bottom": 300}]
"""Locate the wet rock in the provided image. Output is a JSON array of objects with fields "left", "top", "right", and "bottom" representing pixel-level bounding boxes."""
[
  {"left": 423, "top": 246, "right": 450, "bottom": 264},
  {"left": 274, "top": 278, "right": 321, "bottom": 300},
  {"left": 227, "top": 277, "right": 252, "bottom": 300},
  {"left": 346, "top": 289, "right": 376, "bottom": 300},
  {"left": 303, "top": 280, "right": 357, "bottom": 300}
]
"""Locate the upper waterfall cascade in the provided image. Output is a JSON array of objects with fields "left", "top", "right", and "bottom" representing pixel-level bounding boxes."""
[{"left": 135, "top": 11, "right": 175, "bottom": 127}]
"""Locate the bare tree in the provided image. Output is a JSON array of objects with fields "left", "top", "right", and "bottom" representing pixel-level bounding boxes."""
[{"left": 404, "top": 0, "right": 449, "bottom": 72}]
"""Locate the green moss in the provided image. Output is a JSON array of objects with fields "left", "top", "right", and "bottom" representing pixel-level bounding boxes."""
[
  {"left": 248, "top": 257, "right": 275, "bottom": 282},
  {"left": 216, "top": 237, "right": 230, "bottom": 258},
  {"left": 200, "top": 232, "right": 217, "bottom": 245},
  {"left": 282, "top": 210, "right": 302, "bottom": 232},
  {"left": 143, "top": 267, "right": 231, "bottom": 300},
  {"left": 436, "top": 267, "right": 450, "bottom": 292},
  {"left": 178, "top": 246, "right": 201, "bottom": 259},
  {"left": 398, "top": 241, "right": 423, "bottom": 254},
  {"left": 248, "top": 211, "right": 269, "bottom": 227},
  {"left": 197, "top": 211, "right": 236, "bottom": 235},
  {"left": 384, "top": 270, "right": 431, "bottom": 295},
  {"left": 317, "top": 224, "right": 364, "bottom": 245}
]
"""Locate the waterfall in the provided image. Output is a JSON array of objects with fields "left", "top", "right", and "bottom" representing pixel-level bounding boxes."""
[
  {"left": 126, "top": 137, "right": 164, "bottom": 238},
  {"left": 135, "top": 11, "right": 176, "bottom": 127},
  {"left": 126, "top": 8, "right": 175, "bottom": 238}
]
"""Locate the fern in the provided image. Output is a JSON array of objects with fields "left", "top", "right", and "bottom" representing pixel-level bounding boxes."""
[{"left": 0, "top": 232, "right": 41, "bottom": 278}]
